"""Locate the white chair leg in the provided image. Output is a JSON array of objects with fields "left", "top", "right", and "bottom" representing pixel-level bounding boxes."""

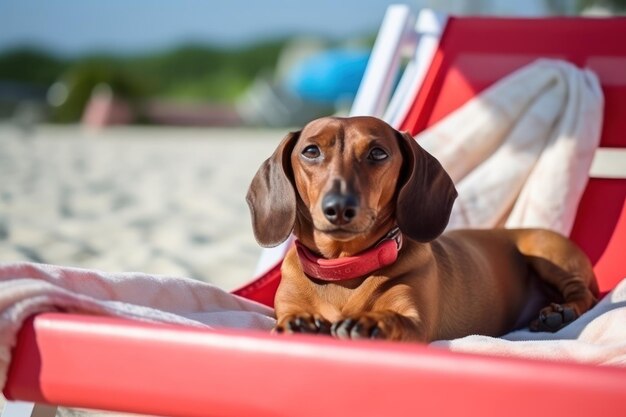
[
  {"left": 384, "top": 9, "right": 448, "bottom": 127},
  {"left": 1, "top": 402, "right": 57, "bottom": 417},
  {"left": 350, "top": 4, "right": 417, "bottom": 118}
]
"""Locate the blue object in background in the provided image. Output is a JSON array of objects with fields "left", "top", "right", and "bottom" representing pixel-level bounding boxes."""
[{"left": 285, "top": 49, "right": 370, "bottom": 105}]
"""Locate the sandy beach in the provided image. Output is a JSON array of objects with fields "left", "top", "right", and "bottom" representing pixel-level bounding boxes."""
[{"left": 0, "top": 123, "right": 285, "bottom": 291}]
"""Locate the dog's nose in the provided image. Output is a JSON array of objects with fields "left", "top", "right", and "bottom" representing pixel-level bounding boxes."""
[{"left": 322, "top": 192, "right": 359, "bottom": 225}]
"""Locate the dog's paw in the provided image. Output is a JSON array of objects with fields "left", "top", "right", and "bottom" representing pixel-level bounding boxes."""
[
  {"left": 331, "top": 314, "right": 387, "bottom": 340},
  {"left": 529, "top": 303, "right": 578, "bottom": 332},
  {"left": 274, "top": 314, "right": 332, "bottom": 335}
]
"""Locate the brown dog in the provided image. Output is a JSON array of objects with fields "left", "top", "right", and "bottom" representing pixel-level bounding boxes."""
[{"left": 247, "top": 116, "right": 599, "bottom": 342}]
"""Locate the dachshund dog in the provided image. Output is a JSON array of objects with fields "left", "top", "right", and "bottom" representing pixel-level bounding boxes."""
[{"left": 246, "top": 116, "right": 599, "bottom": 342}]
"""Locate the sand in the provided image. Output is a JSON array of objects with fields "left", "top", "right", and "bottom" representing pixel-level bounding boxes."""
[
  {"left": 0, "top": 123, "right": 286, "bottom": 291},
  {"left": 0, "top": 123, "right": 289, "bottom": 415},
  {"left": 0, "top": 123, "right": 290, "bottom": 415}
]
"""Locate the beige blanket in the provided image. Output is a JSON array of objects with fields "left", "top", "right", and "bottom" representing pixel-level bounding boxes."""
[
  {"left": 431, "top": 278, "right": 626, "bottom": 366},
  {"left": 0, "top": 262, "right": 275, "bottom": 388},
  {"left": 417, "top": 59, "right": 604, "bottom": 235}
]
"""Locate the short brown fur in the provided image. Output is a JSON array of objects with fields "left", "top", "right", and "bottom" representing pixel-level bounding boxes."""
[{"left": 247, "top": 116, "right": 599, "bottom": 342}]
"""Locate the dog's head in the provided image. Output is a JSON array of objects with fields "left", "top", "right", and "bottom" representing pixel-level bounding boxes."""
[{"left": 246, "top": 116, "right": 457, "bottom": 252}]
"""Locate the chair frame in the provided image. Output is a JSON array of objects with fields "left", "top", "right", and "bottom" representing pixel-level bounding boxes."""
[{"left": 3, "top": 5, "right": 626, "bottom": 417}]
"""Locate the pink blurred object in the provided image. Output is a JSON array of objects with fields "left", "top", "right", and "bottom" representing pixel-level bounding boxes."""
[{"left": 81, "top": 83, "right": 134, "bottom": 127}]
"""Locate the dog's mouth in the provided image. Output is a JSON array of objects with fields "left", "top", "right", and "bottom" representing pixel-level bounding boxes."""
[
  {"left": 315, "top": 221, "right": 376, "bottom": 242},
  {"left": 312, "top": 208, "right": 379, "bottom": 241}
]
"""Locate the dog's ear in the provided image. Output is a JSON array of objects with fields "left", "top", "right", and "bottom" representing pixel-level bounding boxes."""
[
  {"left": 396, "top": 131, "right": 457, "bottom": 242},
  {"left": 246, "top": 131, "right": 300, "bottom": 247}
]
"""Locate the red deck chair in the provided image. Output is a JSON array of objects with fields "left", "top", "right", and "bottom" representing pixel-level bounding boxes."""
[
  {"left": 396, "top": 13, "right": 626, "bottom": 295},
  {"left": 3, "top": 8, "right": 626, "bottom": 417}
]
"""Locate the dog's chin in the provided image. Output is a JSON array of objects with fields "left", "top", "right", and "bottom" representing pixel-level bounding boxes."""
[
  {"left": 317, "top": 227, "right": 363, "bottom": 242},
  {"left": 314, "top": 220, "right": 375, "bottom": 242},
  {"left": 311, "top": 211, "right": 378, "bottom": 242}
]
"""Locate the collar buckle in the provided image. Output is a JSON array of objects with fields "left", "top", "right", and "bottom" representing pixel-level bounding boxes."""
[{"left": 377, "top": 226, "right": 403, "bottom": 251}]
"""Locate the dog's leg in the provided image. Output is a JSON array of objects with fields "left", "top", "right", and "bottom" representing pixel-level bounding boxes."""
[
  {"left": 331, "top": 312, "right": 427, "bottom": 342},
  {"left": 273, "top": 249, "right": 334, "bottom": 335},
  {"left": 516, "top": 230, "right": 599, "bottom": 332}
]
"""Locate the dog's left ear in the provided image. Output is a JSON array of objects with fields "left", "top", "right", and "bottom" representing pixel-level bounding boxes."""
[
  {"left": 246, "top": 131, "right": 300, "bottom": 247},
  {"left": 396, "top": 131, "right": 457, "bottom": 242}
]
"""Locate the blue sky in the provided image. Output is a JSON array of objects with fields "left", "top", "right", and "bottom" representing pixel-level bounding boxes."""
[{"left": 0, "top": 0, "right": 415, "bottom": 56}]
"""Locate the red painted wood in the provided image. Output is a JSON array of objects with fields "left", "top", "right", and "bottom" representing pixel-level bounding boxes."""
[
  {"left": 5, "top": 314, "right": 626, "bottom": 417},
  {"left": 399, "top": 16, "right": 626, "bottom": 292},
  {"left": 232, "top": 261, "right": 281, "bottom": 308}
]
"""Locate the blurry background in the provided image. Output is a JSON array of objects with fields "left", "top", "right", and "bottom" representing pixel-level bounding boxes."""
[
  {"left": 0, "top": 0, "right": 623, "bottom": 291},
  {"left": 1, "top": 0, "right": 622, "bottom": 129}
]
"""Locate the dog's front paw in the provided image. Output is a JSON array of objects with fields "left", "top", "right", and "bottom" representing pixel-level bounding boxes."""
[
  {"left": 274, "top": 314, "right": 332, "bottom": 335},
  {"left": 529, "top": 303, "right": 578, "bottom": 332},
  {"left": 331, "top": 312, "right": 427, "bottom": 341},
  {"left": 331, "top": 314, "right": 387, "bottom": 340}
]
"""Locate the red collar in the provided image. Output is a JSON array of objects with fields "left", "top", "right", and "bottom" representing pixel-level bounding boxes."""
[{"left": 294, "top": 227, "right": 403, "bottom": 281}]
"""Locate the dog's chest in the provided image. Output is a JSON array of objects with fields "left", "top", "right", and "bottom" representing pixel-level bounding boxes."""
[{"left": 313, "top": 277, "right": 383, "bottom": 322}]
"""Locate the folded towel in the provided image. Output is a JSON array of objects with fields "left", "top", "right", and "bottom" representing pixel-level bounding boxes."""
[
  {"left": 431, "top": 278, "right": 626, "bottom": 366},
  {"left": 0, "top": 262, "right": 275, "bottom": 388},
  {"left": 417, "top": 59, "right": 604, "bottom": 234}
]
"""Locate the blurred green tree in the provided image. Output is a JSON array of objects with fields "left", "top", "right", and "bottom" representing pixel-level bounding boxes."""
[
  {"left": 0, "top": 48, "right": 67, "bottom": 86},
  {"left": 0, "top": 39, "right": 293, "bottom": 122}
]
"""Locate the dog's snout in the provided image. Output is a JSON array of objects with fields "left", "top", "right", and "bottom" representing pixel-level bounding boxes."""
[{"left": 322, "top": 192, "right": 359, "bottom": 225}]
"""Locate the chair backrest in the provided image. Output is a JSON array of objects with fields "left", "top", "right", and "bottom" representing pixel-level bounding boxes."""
[{"left": 398, "top": 16, "right": 626, "bottom": 293}]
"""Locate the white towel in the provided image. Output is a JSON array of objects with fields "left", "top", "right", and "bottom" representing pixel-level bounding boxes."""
[
  {"left": 0, "top": 262, "right": 275, "bottom": 388},
  {"left": 417, "top": 59, "right": 604, "bottom": 234},
  {"left": 431, "top": 279, "right": 626, "bottom": 366}
]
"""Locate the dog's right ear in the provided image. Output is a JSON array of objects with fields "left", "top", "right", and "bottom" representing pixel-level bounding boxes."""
[{"left": 246, "top": 131, "right": 300, "bottom": 247}]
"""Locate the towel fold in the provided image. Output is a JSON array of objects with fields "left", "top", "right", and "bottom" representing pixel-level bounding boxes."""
[
  {"left": 0, "top": 262, "right": 275, "bottom": 388},
  {"left": 417, "top": 59, "right": 604, "bottom": 234},
  {"left": 431, "top": 279, "right": 626, "bottom": 366}
]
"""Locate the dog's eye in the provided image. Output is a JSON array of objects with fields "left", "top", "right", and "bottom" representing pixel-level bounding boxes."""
[
  {"left": 368, "top": 147, "right": 388, "bottom": 161},
  {"left": 301, "top": 145, "right": 321, "bottom": 160}
]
